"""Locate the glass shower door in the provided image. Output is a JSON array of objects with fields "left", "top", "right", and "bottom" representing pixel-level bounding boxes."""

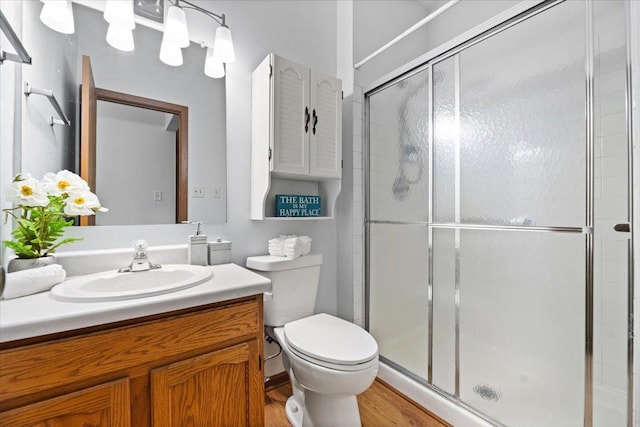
[
  {"left": 431, "top": 2, "right": 588, "bottom": 425},
  {"left": 368, "top": 67, "right": 430, "bottom": 381},
  {"left": 366, "top": 0, "right": 632, "bottom": 425}
]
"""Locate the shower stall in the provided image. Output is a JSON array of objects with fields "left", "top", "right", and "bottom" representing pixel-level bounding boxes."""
[{"left": 364, "top": 1, "right": 632, "bottom": 426}]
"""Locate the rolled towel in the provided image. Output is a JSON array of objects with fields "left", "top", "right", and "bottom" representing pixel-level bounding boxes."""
[{"left": 1, "top": 264, "right": 66, "bottom": 300}]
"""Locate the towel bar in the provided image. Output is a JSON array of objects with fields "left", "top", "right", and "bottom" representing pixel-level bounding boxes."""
[
  {"left": 0, "top": 11, "right": 32, "bottom": 65},
  {"left": 24, "top": 82, "right": 71, "bottom": 126}
]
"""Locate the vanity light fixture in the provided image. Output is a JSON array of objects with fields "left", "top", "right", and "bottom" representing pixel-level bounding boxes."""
[
  {"left": 160, "top": 0, "right": 235, "bottom": 78},
  {"left": 39, "top": 0, "right": 75, "bottom": 35},
  {"left": 38, "top": 0, "right": 233, "bottom": 78}
]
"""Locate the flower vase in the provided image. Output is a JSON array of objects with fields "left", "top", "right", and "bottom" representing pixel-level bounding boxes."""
[{"left": 7, "top": 255, "right": 57, "bottom": 273}]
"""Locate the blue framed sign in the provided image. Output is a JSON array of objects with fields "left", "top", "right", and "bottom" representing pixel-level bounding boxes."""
[{"left": 276, "top": 194, "right": 322, "bottom": 217}]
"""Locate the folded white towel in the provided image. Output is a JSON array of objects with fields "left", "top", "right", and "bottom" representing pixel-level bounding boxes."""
[
  {"left": 2, "top": 264, "right": 66, "bottom": 300},
  {"left": 268, "top": 235, "right": 312, "bottom": 258},
  {"left": 269, "top": 248, "right": 286, "bottom": 257}
]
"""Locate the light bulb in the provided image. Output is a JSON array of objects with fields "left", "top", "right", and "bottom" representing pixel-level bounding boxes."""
[
  {"left": 104, "top": 0, "right": 135, "bottom": 30},
  {"left": 164, "top": 5, "right": 190, "bottom": 48},
  {"left": 204, "top": 47, "right": 225, "bottom": 78},
  {"left": 106, "top": 24, "right": 135, "bottom": 52},
  {"left": 40, "top": 0, "right": 75, "bottom": 35},
  {"left": 159, "top": 35, "right": 183, "bottom": 66},
  {"left": 212, "top": 25, "right": 235, "bottom": 63}
]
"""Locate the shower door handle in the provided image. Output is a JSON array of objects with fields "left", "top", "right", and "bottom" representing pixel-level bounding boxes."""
[{"left": 614, "top": 223, "right": 630, "bottom": 232}]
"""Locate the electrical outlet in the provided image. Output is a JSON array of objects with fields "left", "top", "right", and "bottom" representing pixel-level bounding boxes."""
[
  {"left": 213, "top": 187, "right": 221, "bottom": 198},
  {"left": 154, "top": 191, "right": 163, "bottom": 201},
  {"left": 192, "top": 186, "right": 205, "bottom": 198}
]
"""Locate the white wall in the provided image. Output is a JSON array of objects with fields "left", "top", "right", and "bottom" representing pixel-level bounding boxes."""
[
  {"left": 336, "top": 0, "right": 355, "bottom": 321},
  {"left": 20, "top": 0, "right": 78, "bottom": 178}
]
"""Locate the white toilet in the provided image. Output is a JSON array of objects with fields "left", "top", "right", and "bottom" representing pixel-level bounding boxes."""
[{"left": 246, "top": 254, "right": 379, "bottom": 427}]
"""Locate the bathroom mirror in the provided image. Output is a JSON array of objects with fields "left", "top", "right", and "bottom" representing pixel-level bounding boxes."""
[{"left": 18, "top": 1, "right": 227, "bottom": 225}]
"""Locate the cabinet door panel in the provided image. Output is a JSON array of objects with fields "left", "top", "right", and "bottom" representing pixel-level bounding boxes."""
[
  {"left": 0, "top": 379, "right": 130, "bottom": 427},
  {"left": 273, "top": 56, "right": 310, "bottom": 175},
  {"left": 309, "top": 70, "right": 342, "bottom": 178},
  {"left": 152, "top": 340, "right": 263, "bottom": 427}
]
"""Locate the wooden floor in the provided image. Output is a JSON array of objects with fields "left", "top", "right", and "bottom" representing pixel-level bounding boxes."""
[{"left": 265, "top": 379, "right": 450, "bottom": 427}]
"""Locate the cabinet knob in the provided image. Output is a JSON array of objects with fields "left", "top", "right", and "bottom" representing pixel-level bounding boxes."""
[
  {"left": 304, "top": 106, "right": 310, "bottom": 133},
  {"left": 312, "top": 109, "right": 318, "bottom": 135}
]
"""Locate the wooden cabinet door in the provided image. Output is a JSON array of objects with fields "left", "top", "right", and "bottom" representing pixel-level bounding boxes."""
[
  {"left": 151, "top": 340, "right": 263, "bottom": 427},
  {"left": 309, "top": 69, "right": 342, "bottom": 179},
  {"left": 272, "top": 55, "right": 310, "bottom": 176},
  {"left": 0, "top": 379, "right": 130, "bottom": 427}
]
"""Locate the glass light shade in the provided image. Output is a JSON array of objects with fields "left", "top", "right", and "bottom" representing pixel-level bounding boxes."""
[
  {"left": 40, "top": 0, "right": 75, "bottom": 35},
  {"left": 106, "top": 24, "right": 135, "bottom": 52},
  {"left": 204, "top": 47, "right": 225, "bottom": 78},
  {"left": 104, "top": 0, "right": 135, "bottom": 30},
  {"left": 164, "top": 5, "right": 190, "bottom": 48},
  {"left": 212, "top": 25, "right": 235, "bottom": 63},
  {"left": 159, "top": 36, "right": 183, "bottom": 67}
]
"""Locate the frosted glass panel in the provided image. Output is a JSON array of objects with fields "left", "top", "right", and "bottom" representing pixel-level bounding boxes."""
[
  {"left": 369, "top": 68, "right": 429, "bottom": 222},
  {"left": 432, "top": 59, "right": 456, "bottom": 223},
  {"left": 369, "top": 223, "right": 428, "bottom": 380},
  {"left": 432, "top": 228, "right": 455, "bottom": 393},
  {"left": 433, "top": 1, "right": 587, "bottom": 227},
  {"left": 458, "top": 230, "right": 585, "bottom": 427}
]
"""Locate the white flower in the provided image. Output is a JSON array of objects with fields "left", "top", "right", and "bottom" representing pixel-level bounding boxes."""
[
  {"left": 63, "top": 190, "right": 107, "bottom": 216},
  {"left": 41, "top": 170, "right": 89, "bottom": 196},
  {"left": 4, "top": 173, "right": 49, "bottom": 207}
]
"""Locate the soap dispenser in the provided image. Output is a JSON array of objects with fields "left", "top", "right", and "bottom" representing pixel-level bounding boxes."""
[{"left": 184, "top": 221, "right": 208, "bottom": 265}]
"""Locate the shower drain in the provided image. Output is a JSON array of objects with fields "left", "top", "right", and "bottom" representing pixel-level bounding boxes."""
[{"left": 473, "top": 384, "right": 502, "bottom": 402}]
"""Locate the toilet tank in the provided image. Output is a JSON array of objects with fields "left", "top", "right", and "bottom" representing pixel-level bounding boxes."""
[{"left": 246, "top": 254, "right": 322, "bottom": 327}]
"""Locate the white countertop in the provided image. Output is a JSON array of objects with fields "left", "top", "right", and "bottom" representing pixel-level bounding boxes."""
[{"left": 0, "top": 263, "right": 271, "bottom": 343}]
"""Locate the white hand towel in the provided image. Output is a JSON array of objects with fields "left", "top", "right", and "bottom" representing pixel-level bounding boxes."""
[{"left": 2, "top": 264, "right": 67, "bottom": 300}]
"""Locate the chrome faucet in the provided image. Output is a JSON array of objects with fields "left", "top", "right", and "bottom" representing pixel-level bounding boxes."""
[{"left": 118, "top": 240, "right": 161, "bottom": 273}]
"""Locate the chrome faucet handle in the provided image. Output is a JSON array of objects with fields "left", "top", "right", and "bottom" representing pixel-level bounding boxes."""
[
  {"left": 117, "top": 239, "right": 161, "bottom": 273},
  {"left": 134, "top": 239, "right": 148, "bottom": 251}
]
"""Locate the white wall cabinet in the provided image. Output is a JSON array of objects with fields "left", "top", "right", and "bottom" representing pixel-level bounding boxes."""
[{"left": 252, "top": 53, "right": 342, "bottom": 220}]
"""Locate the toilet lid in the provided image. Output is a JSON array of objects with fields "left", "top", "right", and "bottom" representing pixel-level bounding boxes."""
[{"left": 284, "top": 313, "right": 378, "bottom": 369}]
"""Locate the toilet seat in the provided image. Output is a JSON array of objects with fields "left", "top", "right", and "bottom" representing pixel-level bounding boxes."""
[{"left": 284, "top": 313, "right": 378, "bottom": 372}]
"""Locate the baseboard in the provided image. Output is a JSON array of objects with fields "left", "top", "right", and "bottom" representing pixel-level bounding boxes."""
[{"left": 265, "top": 371, "right": 289, "bottom": 392}]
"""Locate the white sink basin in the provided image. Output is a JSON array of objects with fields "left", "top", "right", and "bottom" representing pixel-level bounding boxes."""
[{"left": 50, "top": 265, "right": 213, "bottom": 302}]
